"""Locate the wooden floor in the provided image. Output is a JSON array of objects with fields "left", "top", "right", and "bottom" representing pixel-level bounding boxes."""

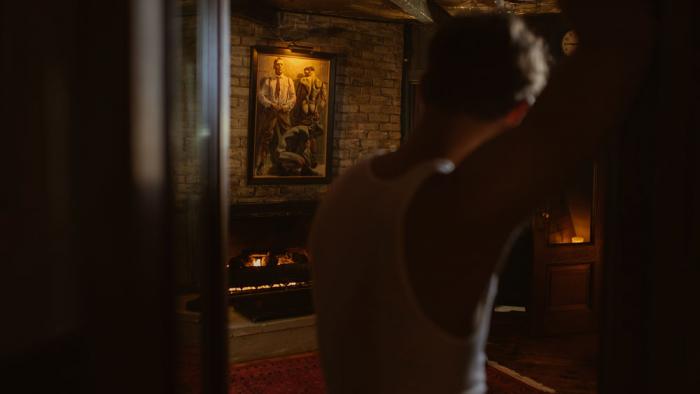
[{"left": 486, "top": 311, "right": 598, "bottom": 394}]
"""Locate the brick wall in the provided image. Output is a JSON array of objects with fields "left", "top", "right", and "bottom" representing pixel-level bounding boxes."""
[{"left": 229, "top": 12, "right": 404, "bottom": 203}]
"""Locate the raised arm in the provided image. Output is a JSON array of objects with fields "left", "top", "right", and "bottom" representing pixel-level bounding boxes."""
[{"left": 455, "top": 0, "right": 656, "bottom": 229}]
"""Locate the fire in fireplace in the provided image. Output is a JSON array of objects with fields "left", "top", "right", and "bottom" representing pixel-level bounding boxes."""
[
  {"left": 228, "top": 247, "right": 311, "bottom": 291},
  {"left": 227, "top": 247, "right": 313, "bottom": 321},
  {"left": 245, "top": 253, "right": 268, "bottom": 267},
  {"left": 184, "top": 202, "right": 317, "bottom": 321}
]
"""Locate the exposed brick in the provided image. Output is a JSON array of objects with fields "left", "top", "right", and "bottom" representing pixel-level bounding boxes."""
[
  {"left": 381, "top": 105, "right": 401, "bottom": 115},
  {"left": 231, "top": 87, "right": 249, "bottom": 97},
  {"left": 369, "top": 95, "right": 391, "bottom": 105},
  {"left": 343, "top": 129, "right": 367, "bottom": 139},
  {"left": 231, "top": 46, "right": 249, "bottom": 56},
  {"left": 380, "top": 87, "right": 400, "bottom": 97},
  {"left": 338, "top": 113, "right": 368, "bottom": 122},
  {"left": 177, "top": 12, "right": 403, "bottom": 205},
  {"left": 230, "top": 128, "right": 247, "bottom": 137},
  {"left": 255, "top": 187, "right": 279, "bottom": 197},
  {"left": 367, "top": 131, "right": 389, "bottom": 140},
  {"left": 351, "top": 95, "right": 371, "bottom": 104},
  {"left": 358, "top": 104, "right": 382, "bottom": 114},
  {"left": 360, "top": 139, "right": 381, "bottom": 149},
  {"left": 357, "top": 123, "right": 380, "bottom": 131},
  {"left": 373, "top": 45, "right": 394, "bottom": 54},
  {"left": 231, "top": 66, "right": 249, "bottom": 77},
  {"left": 361, "top": 87, "right": 383, "bottom": 96},
  {"left": 368, "top": 113, "right": 390, "bottom": 123},
  {"left": 339, "top": 104, "right": 359, "bottom": 113},
  {"left": 240, "top": 36, "right": 257, "bottom": 46},
  {"left": 339, "top": 139, "right": 360, "bottom": 149},
  {"left": 380, "top": 122, "right": 401, "bottom": 131}
]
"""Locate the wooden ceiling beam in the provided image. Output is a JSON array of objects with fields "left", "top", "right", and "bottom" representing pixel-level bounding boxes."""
[
  {"left": 426, "top": 0, "right": 453, "bottom": 24},
  {"left": 231, "top": 0, "right": 278, "bottom": 27},
  {"left": 388, "top": 0, "right": 433, "bottom": 23}
]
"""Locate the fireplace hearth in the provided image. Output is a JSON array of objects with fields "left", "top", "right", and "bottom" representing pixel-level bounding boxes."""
[
  {"left": 186, "top": 202, "right": 317, "bottom": 321},
  {"left": 227, "top": 247, "right": 313, "bottom": 322},
  {"left": 227, "top": 201, "right": 317, "bottom": 321}
]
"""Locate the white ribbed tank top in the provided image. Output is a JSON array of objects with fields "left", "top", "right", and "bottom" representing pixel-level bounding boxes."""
[{"left": 310, "top": 157, "right": 500, "bottom": 394}]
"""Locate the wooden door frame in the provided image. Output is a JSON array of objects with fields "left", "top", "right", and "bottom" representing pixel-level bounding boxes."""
[
  {"left": 193, "top": 0, "right": 230, "bottom": 392},
  {"left": 530, "top": 162, "right": 605, "bottom": 336}
]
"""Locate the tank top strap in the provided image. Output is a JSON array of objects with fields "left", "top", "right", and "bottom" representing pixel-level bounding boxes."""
[
  {"left": 389, "top": 158, "right": 456, "bottom": 210},
  {"left": 412, "top": 158, "right": 456, "bottom": 178},
  {"left": 365, "top": 157, "right": 455, "bottom": 189}
]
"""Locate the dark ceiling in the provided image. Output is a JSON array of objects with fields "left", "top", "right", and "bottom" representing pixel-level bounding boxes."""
[
  {"left": 264, "top": 0, "right": 419, "bottom": 21},
  {"left": 436, "top": 0, "right": 560, "bottom": 16},
  {"left": 243, "top": 0, "right": 560, "bottom": 23}
]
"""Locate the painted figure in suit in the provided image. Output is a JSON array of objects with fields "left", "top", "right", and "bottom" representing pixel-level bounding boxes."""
[{"left": 255, "top": 57, "right": 296, "bottom": 175}]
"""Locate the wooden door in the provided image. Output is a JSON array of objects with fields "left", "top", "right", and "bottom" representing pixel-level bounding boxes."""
[{"left": 530, "top": 163, "right": 603, "bottom": 335}]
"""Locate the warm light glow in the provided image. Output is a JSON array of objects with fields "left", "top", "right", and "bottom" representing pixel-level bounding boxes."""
[
  {"left": 244, "top": 253, "right": 269, "bottom": 267},
  {"left": 571, "top": 236, "right": 585, "bottom": 243},
  {"left": 228, "top": 281, "right": 311, "bottom": 295},
  {"left": 276, "top": 253, "right": 296, "bottom": 265}
]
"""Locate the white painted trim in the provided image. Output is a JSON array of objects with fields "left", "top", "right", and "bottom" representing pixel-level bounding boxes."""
[
  {"left": 487, "top": 360, "right": 557, "bottom": 393},
  {"left": 494, "top": 305, "right": 527, "bottom": 313},
  {"left": 131, "top": 0, "right": 165, "bottom": 189}
]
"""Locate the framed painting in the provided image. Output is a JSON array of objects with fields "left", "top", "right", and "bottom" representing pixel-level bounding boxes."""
[{"left": 247, "top": 46, "right": 336, "bottom": 184}]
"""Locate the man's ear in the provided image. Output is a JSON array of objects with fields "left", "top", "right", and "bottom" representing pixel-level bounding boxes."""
[{"left": 504, "top": 100, "right": 531, "bottom": 127}]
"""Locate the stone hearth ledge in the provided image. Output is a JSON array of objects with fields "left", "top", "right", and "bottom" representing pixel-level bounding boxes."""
[{"left": 176, "top": 294, "right": 318, "bottom": 363}]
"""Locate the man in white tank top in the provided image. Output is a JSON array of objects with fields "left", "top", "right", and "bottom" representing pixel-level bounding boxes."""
[{"left": 310, "top": 2, "right": 654, "bottom": 393}]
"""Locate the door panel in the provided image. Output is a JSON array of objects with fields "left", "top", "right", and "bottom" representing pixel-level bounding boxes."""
[
  {"left": 547, "top": 263, "right": 592, "bottom": 311},
  {"left": 531, "top": 163, "right": 602, "bottom": 335}
]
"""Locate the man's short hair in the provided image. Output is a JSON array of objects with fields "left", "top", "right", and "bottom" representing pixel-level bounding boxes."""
[{"left": 421, "top": 14, "right": 549, "bottom": 120}]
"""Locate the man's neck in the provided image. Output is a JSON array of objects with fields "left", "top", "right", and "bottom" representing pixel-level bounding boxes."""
[
  {"left": 407, "top": 110, "right": 505, "bottom": 165},
  {"left": 371, "top": 109, "right": 506, "bottom": 180}
]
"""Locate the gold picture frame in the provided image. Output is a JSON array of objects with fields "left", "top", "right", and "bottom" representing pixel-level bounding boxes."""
[{"left": 247, "top": 46, "right": 336, "bottom": 184}]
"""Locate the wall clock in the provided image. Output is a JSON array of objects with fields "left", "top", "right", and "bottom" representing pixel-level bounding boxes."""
[{"left": 562, "top": 30, "right": 578, "bottom": 56}]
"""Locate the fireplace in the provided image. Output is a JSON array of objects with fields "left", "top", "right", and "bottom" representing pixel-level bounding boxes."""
[{"left": 225, "top": 202, "right": 317, "bottom": 322}]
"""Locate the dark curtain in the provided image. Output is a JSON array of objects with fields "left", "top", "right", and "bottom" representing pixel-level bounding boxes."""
[{"left": 600, "top": 0, "right": 700, "bottom": 392}]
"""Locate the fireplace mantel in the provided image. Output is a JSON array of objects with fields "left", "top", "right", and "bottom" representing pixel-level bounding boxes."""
[
  {"left": 228, "top": 201, "right": 318, "bottom": 263},
  {"left": 230, "top": 201, "right": 318, "bottom": 219}
]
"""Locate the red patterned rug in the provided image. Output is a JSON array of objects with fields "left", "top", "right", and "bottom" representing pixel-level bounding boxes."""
[{"left": 180, "top": 351, "right": 552, "bottom": 393}]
